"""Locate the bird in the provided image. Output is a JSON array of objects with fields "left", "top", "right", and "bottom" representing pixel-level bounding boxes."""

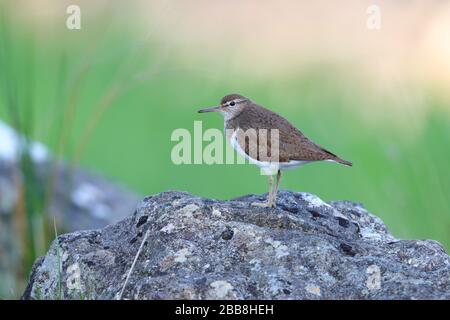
[{"left": 198, "top": 93, "right": 352, "bottom": 208}]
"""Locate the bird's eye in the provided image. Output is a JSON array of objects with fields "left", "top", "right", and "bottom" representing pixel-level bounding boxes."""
[{"left": 229, "top": 101, "right": 236, "bottom": 106}]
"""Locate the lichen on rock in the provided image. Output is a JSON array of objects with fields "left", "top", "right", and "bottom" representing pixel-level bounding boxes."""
[{"left": 22, "top": 190, "right": 450, "bottom": 300}]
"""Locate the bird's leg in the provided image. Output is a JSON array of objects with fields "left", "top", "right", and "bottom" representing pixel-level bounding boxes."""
[
  {"left": 270, "top": 170, "right": 282, "bottom": 206},
  {"left": 267, "top": 175, "right": 274, "bottom": 206},
  {"left": 251, "top": 175, "right": 274, "bottom": 207}
]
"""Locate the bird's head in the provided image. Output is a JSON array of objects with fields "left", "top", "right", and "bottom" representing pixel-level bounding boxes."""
[{"left": 198, "top": 93, "right": 250, "bottom": 120}]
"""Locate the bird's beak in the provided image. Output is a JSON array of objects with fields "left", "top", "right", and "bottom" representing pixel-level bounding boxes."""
[{"left": 198, "top": 105, "right": 221, "bottom": 113}]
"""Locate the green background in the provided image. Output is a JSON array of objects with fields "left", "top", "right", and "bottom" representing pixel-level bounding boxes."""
[{"left": 1, "top": 1, "right": 449, "bottom": 298}]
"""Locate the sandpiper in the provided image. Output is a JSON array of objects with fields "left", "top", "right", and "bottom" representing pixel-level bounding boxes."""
[{"left": 198, "top": 93, "right": 352, "bottom": 207}]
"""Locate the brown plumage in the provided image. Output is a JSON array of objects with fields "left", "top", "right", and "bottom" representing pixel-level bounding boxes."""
[
  {"left": 223, "top": 94, "right": 352, "bottom": 166},
  {"left": 198, "top": 93, "right": 352, "bottom": 208}
]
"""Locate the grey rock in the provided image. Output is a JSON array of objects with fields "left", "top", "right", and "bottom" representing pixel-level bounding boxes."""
[
  {"left": 0, "top": 120, "right": 140, "bottom": 298},
  {"left": 23, "top": 191, "right": 450, "bottom": 300},
  {"left": 0, "top": 120, "right": 140, "bottom": 230},
  {"left": 0, "top": 159, "right": 140, "bottom": 298},
  {"left": 0, "top": 160, "right": 140, "bottom": 231}
]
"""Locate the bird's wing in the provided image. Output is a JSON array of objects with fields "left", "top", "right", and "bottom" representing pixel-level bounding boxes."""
[
  {"left": 236, "top": 105, "right": 340, "bottom": 163},
  {"left": 278, "top": 127, "right": 338, "bottom": 162}
]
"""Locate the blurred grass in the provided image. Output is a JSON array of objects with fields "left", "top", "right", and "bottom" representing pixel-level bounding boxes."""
[
  {"left": 0, "top": 1, "right": 450, "bottom": 298},
  {"left": 0, "top": 2, "right": 51, "bottom": 290}
]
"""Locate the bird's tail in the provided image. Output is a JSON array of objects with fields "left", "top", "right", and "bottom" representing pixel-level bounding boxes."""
[
  {"left": 319, "top": 146, "right": 353, "bottom": 167},
  {"left": 333, "top": 157, "right": 352, "bottom": 167}
]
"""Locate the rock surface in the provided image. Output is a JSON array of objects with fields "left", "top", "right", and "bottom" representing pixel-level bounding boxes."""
[
  {"left": 23, "top": 191, "right": 450, "bottom": 300},
  {"left": 0, "top": 120, "right": 140, "bottom": 298},
  {"left": 0, "top": 159, "right": 140, "bottom": 298}
]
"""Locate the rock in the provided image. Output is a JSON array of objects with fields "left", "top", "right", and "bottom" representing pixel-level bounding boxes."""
[
  {"left": 23, "top": 191, "right": 450, "bottom": 300},
  {"left": 0, "top": 159, "right": 140, "bottom": 298},
  {"left": 1, "top": 162, "right": 140, "bottom": 228},
  {"left": 0, "top": 119, "right": 140, "bottom": 230},
  {"left": 0, "top": 120, "right": 49, "bottom": 164},
  {"left": 0, "top": 120, "right": 140, "bottom": 298}
]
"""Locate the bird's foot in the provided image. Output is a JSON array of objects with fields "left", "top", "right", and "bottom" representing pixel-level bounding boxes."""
[{"left": 251, "top": 201, "right": 276, "bottom": 208}]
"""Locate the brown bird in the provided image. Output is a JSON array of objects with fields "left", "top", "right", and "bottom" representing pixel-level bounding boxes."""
[{"left": 198, "top": 93, "right": 352, "bottom": 207}]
